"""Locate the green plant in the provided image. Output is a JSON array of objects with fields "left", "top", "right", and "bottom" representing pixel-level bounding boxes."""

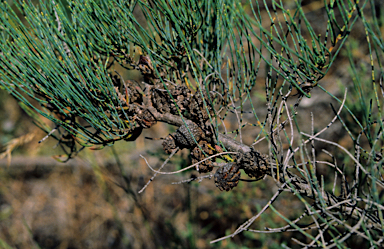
[{"left": 1, "top": 0, "right": 383, "bottom": 247}]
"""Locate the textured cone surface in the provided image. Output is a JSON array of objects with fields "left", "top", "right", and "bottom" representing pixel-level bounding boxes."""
[
  {"left": 174, "top": 120, "right": 202, "bottom": 148},
  {"left": 214, "top": 162, "right": 241, "bottom": 191}
]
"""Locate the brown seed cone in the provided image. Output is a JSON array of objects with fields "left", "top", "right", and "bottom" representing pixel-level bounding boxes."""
[
  {"left": 188, "top": 92, "right": 215, "bottom": 134},
  {"left": 189, "top": 92, "right": 212, "bottom": 122},
  {"left": 124, "top": 80, "right": 143, "bottom": 104},
  {"left": 173, "top": 120, "right": 203, "bottom": 148},
  {"left": 152, "top": 85, "right": 192, "bottom": 114},
  {"left": 214, "top": 162, "right": 241, "bottom": 191},
  {"left": 137, "top": 109, "right": 157, "bottom": 128},
  {"left": 237, "top": 149, "right": 268, "bottom": 180},
  {"left": 162, "top": 120, "right": 204, "bottom": 154},
  {"left": 162, "top": 135, "right": 177, "bottom": 154},
  {"left": 191, "top": 141, "right": 215, "bottom": 173}
]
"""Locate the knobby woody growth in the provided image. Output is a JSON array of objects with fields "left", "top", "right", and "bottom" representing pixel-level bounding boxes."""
[{"left": 1, "top": 0, "right": 384, "bottom": 246}]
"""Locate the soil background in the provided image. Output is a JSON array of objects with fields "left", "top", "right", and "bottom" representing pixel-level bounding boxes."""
[{"left": 0, "top": 0, "right": 380, "bottom": 248}]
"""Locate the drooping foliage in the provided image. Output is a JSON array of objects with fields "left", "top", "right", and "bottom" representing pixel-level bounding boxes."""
[{"left": 1, "top": 0, "right": 384, "bottom": 247}]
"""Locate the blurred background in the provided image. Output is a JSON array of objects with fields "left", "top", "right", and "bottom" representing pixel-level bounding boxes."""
[{"left": 0, "top": 0, "right": 381, "bottom": 248}]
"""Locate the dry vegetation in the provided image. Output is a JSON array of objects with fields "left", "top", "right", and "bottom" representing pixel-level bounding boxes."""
[{"left": 0, "top": 0, "right": 383, "bottom": 248}]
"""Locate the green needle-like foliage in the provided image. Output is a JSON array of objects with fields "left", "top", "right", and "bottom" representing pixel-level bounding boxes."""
[
  {"left": 0, "top": 0, "right": 351, "bottom": 149},
  {"left": 1, "top": 0, "right": 384, "bottom": 247}
]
